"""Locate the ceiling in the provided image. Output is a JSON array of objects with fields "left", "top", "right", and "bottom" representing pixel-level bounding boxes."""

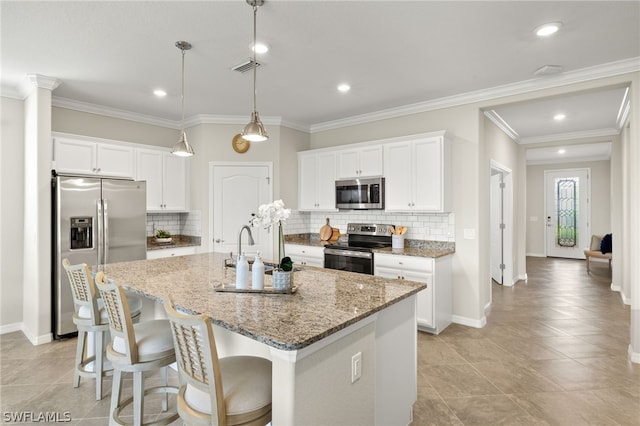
[{"left": 2, "top": 1, "right": 639, "bottom": 162}]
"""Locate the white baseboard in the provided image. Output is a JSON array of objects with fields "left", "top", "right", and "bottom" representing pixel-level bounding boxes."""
[
  {"left": 526, "top": 252, "right": 545, "bottom": 258},
  {"left": 21, "top": 324, "right": 52, "bottom": 345},
  {"left": 0, "top": 322, "right": 22, "bottom": 335},
  {"left": 621, "top": 291, "right": 631, "bottom": 305},
  {"left": 452, "top": 314, "right": 486, "bottom": 329},
  {"left": 518, "top": 273, "right": 528, "bottom": 281},
  {"left": 628, "top": 344, "right": 640, "bottom": 364}
]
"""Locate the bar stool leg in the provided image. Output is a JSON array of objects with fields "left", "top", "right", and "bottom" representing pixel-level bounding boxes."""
[
  {"left": 110, "top": 369, "right": 123, "bottom": 426},
  {"left": 133, "top": 371, "right": 144, "bottom": 426},
  {"left": 160, "top": 367, "right": 168, "bottom": 411},
  {"left": 74, "top": 330, "right": 86, "bottom": 388},
  {"left": 94, "top": 331, "right": 104, "bottom": 400}
]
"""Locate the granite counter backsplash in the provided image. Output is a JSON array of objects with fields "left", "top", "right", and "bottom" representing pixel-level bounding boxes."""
[
  {"left": 285, "top": 233, "right": 454, "bottom": 258},
  {"left": 147, "top": 235, "right": 201, "bottom": 251}
]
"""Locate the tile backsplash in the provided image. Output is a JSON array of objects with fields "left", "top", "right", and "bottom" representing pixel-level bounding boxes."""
[
  {"left": 147, "top": 210, "right": 201, "bottom": 237},
  {"left": 283, "top": 210, "right": 454, "bottom": 242}
]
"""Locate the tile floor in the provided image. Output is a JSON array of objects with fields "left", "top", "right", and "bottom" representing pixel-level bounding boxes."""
[
  {"left": 1, "top": 257, "right": 638, "bottom": 425},
  {"left": 412, "top": 257, "right": 639, "bottom": 426}
]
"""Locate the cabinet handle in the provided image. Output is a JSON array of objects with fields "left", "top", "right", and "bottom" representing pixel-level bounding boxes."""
[{"left": 215, "top": 239, "right": 225, "bottom": 243}]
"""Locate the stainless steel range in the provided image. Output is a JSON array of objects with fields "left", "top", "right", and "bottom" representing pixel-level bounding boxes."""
[{"left": 324, "top": 223, "right": 394, "bottom": 275}]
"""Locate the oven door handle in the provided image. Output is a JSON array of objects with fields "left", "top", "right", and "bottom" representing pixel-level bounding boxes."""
[{"left": 324, "top": 249, "right": 373, "bottom": 259}]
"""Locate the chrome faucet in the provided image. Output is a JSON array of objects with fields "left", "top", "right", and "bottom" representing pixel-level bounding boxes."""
[{"left": 237, "top": 225, "right": 255, "bottom": 260}]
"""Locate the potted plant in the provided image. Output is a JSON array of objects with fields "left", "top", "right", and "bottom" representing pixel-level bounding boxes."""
[{"left": 154, "top": 230, "right": 172, "bottom": 243}]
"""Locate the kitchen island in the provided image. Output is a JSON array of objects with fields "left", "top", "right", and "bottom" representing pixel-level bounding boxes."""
[{"left": 100, "top": 252, "right": 425, "bottom": 425}]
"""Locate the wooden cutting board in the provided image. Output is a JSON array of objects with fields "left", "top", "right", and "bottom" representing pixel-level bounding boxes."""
[
  {"left": 329, "top": 227, "right": 340, "bottom": 242},
  {"left": 320, "top": 218, "right": 332, "bottom": 241}
]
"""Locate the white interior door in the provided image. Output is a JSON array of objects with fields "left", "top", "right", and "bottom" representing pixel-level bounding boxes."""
[
  {"left": 545, "top": 169, "right": 590, "bottom": 259},
  {"left": 211, "top": 163, "right": 272, "bottom": 259},
  {"left": 490, "top": 172, "right": 503, "bottom": 284}
]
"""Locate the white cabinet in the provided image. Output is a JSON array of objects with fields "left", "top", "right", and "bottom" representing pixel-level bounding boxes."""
[
  {"left": 383, "top": 133, "right": 450, "bottom": 212},
  {"left": 374, "top": 253, "right": 452, "bottom": 334},
  {"left": 53, "top": 136, "right": 134, "bottom": 178},
  {"left": 336, "top": 145, "right": 383, "bottom": 178},
  {"left": 136, "top": 148, "right": 188, "bottom": 212},
  {"left": 298, "top": 151, "right": 337, "bottom": 211},
  {"left": 147, "top": 245, "right": 198, "bottom": 260},
  {"left": 285, "top": 244, "right": 324, "bottom": 268}
]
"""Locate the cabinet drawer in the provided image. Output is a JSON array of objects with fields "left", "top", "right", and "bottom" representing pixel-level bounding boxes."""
[
  {"left": 147, "top": 246, "right": 198, "bottom": 259},
  {"left": 374, "top": 253, "right": 433, "bottom": 272}
]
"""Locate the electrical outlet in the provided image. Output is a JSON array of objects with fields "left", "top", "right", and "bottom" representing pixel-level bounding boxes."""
[{"left": 351, "top": 352, "right": 362, "bottom": 383}]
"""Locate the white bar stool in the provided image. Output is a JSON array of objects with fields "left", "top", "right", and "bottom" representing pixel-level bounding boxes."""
[
  {"left": 95, "top": 272, "right": 178, "bottom": 426},
  {"left": 62, "top": 259, "right": 143, "bottom": 400},
  {"left": 164, "top": 297, "right": 272, "bottom": 426}
]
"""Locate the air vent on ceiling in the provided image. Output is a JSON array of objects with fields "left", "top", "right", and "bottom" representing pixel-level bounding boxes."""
[
  {"left": 534, "top": 65, "right": 563, "bottom": 76},
  {"left": 232, "top": 58, "right": 262, "bottom": 73}
]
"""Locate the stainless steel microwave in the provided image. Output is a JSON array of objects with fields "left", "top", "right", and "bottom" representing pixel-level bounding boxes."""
[{"left": 335, "top": 177, "right": 385, "bottom": 210}]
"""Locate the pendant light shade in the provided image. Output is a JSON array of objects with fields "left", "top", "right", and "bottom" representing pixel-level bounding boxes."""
[
  {"left": 241, "top": 0, "right": 268, "bottom": 142},
  {"left": 172, "top": 41, "right": 194, "bottom": 157}
]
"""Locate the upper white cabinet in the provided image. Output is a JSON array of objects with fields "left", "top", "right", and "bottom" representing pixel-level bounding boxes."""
[
  {"left": 383, "top": 133, "right": 450, "bottom": 212},
  {"left": 336, "top": 145, "right": 383, "bottom": 179},
  {"left": 298, "top": 151, "right": 337, "bottom": 211},
  {"left": 136, "top": 148, "right": 188, "bottom": 212},
  {"left": 53, "top": 136, "right": 135, "bottom": 178}
]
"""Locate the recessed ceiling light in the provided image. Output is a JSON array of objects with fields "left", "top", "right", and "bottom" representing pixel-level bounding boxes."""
[
  {"left": 558, "top": 149, "right": 566, "bottom": 154},
  {"left": 554, "top": 113, "right": 566, "bottom": 121},
  {"left": 153, "top": 89, "right": 167, "bottom": 97},
  {"left": 535, "top": 22, "right": 562, "bottom": 37},
  {"left": 251, "top": 42, "right": 269, "bottom": 54},
  {"left": 337, "top": 83, "right": 351, "bottom": 93}
]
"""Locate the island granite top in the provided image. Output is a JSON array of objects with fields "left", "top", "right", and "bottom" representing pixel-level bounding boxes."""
[{"left": 99, "top": 252, "right": 425, "bottom": 351}]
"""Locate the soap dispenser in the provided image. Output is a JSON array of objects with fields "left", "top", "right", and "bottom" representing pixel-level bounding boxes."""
[
  {"left": 252, "top": 252, "right": 265, "bottom": 290},
  {"left": 236, "top": 253, "right": 249, "bottom": 289}
]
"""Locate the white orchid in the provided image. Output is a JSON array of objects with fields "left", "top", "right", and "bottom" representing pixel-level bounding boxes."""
[{"left": 250, "top": 199, "right": 291, "bottom": 230}]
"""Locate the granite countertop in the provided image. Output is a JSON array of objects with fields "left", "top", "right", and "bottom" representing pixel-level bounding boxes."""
[
  {"left": 285, "top": 233, "right": 455, "bottom": 258},
  {"left": 99, "top": 252, "right": 425, "bottom": 351},
  {"left": 147, "top": 235, "right": 201, "bottom": 251}
]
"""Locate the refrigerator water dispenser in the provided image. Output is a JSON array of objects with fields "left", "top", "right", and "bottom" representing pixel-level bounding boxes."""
[{"left": 70, "top": 217, "right": 93, "bottom": 249}]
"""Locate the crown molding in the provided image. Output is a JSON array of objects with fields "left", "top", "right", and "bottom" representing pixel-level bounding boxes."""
[
  {"left": 53, "top": 96, "right": 180, "bottom": 128},
  {"left": 616, "top": 87, "right": 631, "bottom": 129},
  {"left": 18, "top": 74, "right": 61, "bottom": 98},
  {"left": 484, "top": 110, "right": 520, "bottom": 141},
  {"left": 526, "top": 153, "right": 611, "bottom": 166},
  {"left": 310, "top": 57, "right": 640, "bottom": 133},
  {"left": 519, "top": 128, "right": 620, "bottom": 145}
]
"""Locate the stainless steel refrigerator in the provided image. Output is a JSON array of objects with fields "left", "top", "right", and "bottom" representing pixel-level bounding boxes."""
[{"left": 52, "top": 174, "right": 147, "bottom": 338}]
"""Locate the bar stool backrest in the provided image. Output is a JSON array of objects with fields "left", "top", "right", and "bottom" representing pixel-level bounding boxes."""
[
  {"left": 62, "top": 259, "right": 100, "bottom": 326},
  {"left": 164, "top": 298, "right": 226, "bottom": 423},
  {"left": 95, "top": 272, "right": 138, "bottom": 365}
]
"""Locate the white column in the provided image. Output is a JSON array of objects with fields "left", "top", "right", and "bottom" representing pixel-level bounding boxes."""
[
  {"left": 21, "top": 74, "right": 60, "bottom": 345},
  {"left": 629, "top": 81, "right": 640, "bottom": 364}
]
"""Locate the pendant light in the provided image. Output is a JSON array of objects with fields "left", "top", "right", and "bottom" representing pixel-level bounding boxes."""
[
  {"left": 241, "top": 0, "right": 268, "bottom": 142},
  {"left": 172, "top": 41, "right": 195, "bottom": 157}
]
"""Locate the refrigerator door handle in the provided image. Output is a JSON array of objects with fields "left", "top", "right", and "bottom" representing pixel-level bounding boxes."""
[
  {"left": 97, "top": 199, "right": 104, "bottom": 265},
  {"left": 103, "top": 199, "right": 109, "bottom": 265}
]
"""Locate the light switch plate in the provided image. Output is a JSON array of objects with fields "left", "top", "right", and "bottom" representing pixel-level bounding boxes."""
[
  {"left": 463, "top": 228, "right": 476, "bottom": 240},
  {"left": 351, "top": 352, "right": 362, "bottom": 383}
]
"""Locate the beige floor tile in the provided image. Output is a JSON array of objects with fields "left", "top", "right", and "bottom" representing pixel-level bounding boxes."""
[
  {"left": 472, "top": 360, "right": 562, "bottom": 394},
  {"left": 444, "top": 395, "right": 545, "bottom": 426},
  {"left": 422, "top": 364, "right": 502, "bottom": 398}
]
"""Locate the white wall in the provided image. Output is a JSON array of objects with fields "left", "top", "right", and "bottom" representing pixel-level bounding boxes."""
[
  {"left": 482, "top": 116, "right": 525, "bottom": 301},
  {"left": 526, "top": 159, "right": 612, "bottom": 256},
  {"left": 0, "top": 97, "right": 25, "bottom": 331}
]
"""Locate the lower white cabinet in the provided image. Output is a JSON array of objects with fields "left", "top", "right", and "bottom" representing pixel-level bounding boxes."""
[
  {"left": 285, "top": 244, "right": 325, "bottom": 268},
  {"left": 147, "top": 246, "right": 198, "bottom": 260},
  {"left": 374, "top": 253, "right": 452, "bottom": 334}
]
